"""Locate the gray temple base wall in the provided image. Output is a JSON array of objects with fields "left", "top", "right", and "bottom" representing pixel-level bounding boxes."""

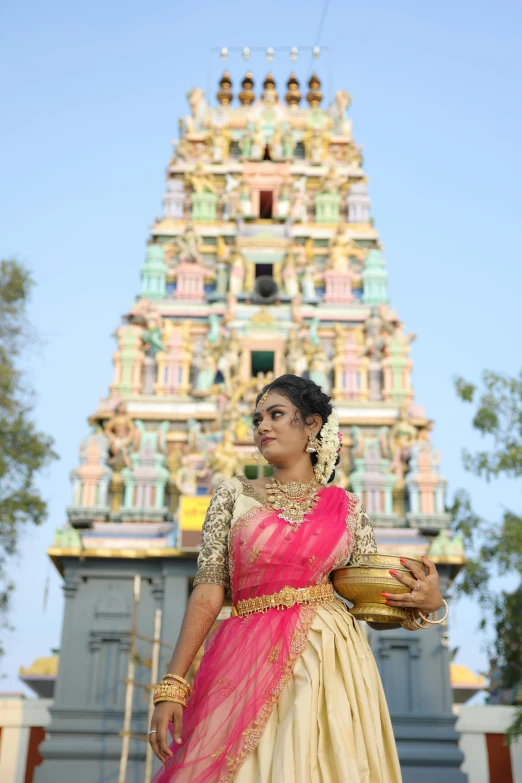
[{"left": 35, "top": 557, "right": 466, "bottom": 782}]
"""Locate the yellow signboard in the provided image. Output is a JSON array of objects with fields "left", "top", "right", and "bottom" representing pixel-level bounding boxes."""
[{"left": 180, "top": 496, "right": 211, "bottom": 531}]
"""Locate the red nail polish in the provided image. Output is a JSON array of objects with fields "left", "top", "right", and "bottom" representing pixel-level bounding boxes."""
[
  {"left": 400, "top": 558, "right": 406, "bottom": 563},
  {"left": 389, "top": 569, "right": 397, "bottom": 576}
]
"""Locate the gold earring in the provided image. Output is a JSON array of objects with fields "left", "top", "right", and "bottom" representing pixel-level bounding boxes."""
[{"left": 306, "top": 431, "right": 318, "bottom": 453}]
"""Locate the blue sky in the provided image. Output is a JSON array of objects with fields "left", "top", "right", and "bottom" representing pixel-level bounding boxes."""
[{"left": 1, "top": 0, "right": 521, "bottom": 690}]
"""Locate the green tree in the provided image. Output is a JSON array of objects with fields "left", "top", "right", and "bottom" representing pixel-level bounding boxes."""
[
  {"left": 452, "top": 370, "right": 522, "bottom": 743},
  {"left": 0, "top": 259, "right": 58, "bottom": 659}
]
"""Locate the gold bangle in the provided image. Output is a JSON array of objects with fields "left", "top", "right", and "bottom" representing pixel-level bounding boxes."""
[
  {"left": 402, "top": 609, "right": 424, "bottom": 631},
  {"left": 153, "top": 684, "right": 188, "bottom": 704},
  {"left": 418, "top": 598, "right": 449, "bottom": 626},
  {"left": 401, "top": 608, "right": 432, "bottom": 631},
  {"left": 153, "top": 680, "right": 190, "bottom": 707},
  {"left": 163, "top": 673, "right": 192, "bottom": 692}
]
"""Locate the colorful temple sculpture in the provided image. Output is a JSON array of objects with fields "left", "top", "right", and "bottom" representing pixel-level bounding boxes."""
[{"left": 38, "top": 72, "right": 466, "bottom": 783}]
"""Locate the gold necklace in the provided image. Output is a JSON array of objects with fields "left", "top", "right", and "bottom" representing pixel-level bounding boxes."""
[{"left": 265, "top": 475, "right": 320, "bottom": 528}]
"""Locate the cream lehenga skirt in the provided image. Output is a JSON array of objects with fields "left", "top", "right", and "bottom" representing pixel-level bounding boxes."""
[{"left": 235, "top": 597, "right": 402, "bottom": 783}]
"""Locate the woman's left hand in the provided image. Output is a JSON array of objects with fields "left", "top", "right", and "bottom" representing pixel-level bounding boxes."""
[{"left": 382, "top": 556, "right": 443, "bottom": 613}]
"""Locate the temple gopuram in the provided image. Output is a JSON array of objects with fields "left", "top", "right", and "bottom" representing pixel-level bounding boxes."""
[{"left": 38, "top": 72, "right": 466, "bottom": 783}]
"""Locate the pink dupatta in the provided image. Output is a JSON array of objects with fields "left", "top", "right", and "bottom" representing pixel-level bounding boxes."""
[{"left": 153, "top": 485, "right": 355, "bottom": 783}]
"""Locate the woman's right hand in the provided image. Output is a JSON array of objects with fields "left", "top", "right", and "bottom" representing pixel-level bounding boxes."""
[{"left": 149, "top": 701, "right": 184, "bottom": 762}]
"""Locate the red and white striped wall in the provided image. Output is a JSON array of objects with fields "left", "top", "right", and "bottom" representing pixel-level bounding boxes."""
[
  {"left": 456, "top": 705, "right": 522, "bottom": 783},
  {"left": 0, "top": 695, "right": 51, "bottom": 783}
]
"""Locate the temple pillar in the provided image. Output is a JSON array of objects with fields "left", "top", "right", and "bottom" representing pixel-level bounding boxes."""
[
  {"left": 315, "top": 192, "right": 341, "bottom": 223},
  {"left": 140, "top": 244, "right": 167, "bottom": 300},
  {"left": 323, "top": 270, "right": 354, "bottom": 304},
  {"left": 191, "top": 191, "right": 218, "bottom": 222},
  {"left": 175, "top": 262, "right": 206, "bottom": 301},
  {"left": 347, "top": 181, "right": 371, "bottom": 223},
  {"left": 110, "top": 325, "right": 144, "bottom": 398}
]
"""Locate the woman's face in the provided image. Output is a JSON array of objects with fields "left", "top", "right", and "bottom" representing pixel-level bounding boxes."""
[{"left": 252, "top": 391, "right": 320, "bottom": 465}]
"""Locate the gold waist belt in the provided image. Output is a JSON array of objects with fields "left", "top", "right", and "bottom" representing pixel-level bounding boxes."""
[{"left": 234, "top": 582, "right": 335, "bottom": 617}]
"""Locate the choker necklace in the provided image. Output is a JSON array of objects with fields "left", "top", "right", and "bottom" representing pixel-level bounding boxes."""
[{"left": 265, "top": 475, "right": 320, "bottom": 529}]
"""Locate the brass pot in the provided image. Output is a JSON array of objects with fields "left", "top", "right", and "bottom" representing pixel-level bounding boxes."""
[{"left": 332, "top": 553, "right": 428, "bottom": 623}]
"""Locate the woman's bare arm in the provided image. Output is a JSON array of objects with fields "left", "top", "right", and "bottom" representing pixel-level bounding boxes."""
[
  {"left": 149, "top": 582, "right": 225, "bottom": 761},
  {"left": 166, "top": 582, "right": 225, "bottom": 676}
]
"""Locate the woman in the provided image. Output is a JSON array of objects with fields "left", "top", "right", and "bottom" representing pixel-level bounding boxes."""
[{"left": 149, "top": 375, "right": 444, "bottom": 782}]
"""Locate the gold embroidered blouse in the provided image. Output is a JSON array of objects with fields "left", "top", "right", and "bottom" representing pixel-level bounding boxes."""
[{"left": 192, "top": 476, "right": 377, "bottom": 592}]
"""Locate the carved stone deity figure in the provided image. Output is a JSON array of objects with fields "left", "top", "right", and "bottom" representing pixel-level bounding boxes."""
[
  {"left": 390, "top": 403, "right": 417, "bottom": 475},
  {"left": 304, "top": 127, "right": 328, "bottom": 163},
  {"left": 208, "top": 124, "right": 231, "bottom": 162},
  {"left": 222, "top": 173, "right": 239, "bottom": 220},
  {"left": 239, "top": 126, "right": 254, "bottom": 159},
  {"left": 282, "top": 127, "right": 296, "bottom": 159},
  {"left": 238, "top": 179, "right": 253, "bottom": 217},
  {"left": 142, "top": 316, "right": 166, "bottom": 357},
  {"left": 215, "top": 236, "right": 229, "bottom": 263},
  {"left": 193, "top": 346, "right": 217, "bottom": 393},
  {"left": 214, "top": 237, "right": 230, "bottom": 295},
  {"left": 284, "top": 330, "right": 308, "bottom": 376},
  {"left": 209, "top": 430, "right": 242, "bottom": 486},
  {"left": 328, "top": 228, "right": 351, "bottom": 273},
  {"left": 269, "top": 126, "right": 283, "bottom": 159},
  {"left": 290, "top": 240, "right": 307, "bottom": 269},
  {"left": 282, "top": 251, "right": 299, "bottom": 297},
  {"left": 320, "top": 163, "right": 345, "bottom": 194},
  {"left": 186, "top": 162, "right": 218, "bottom": 194},
  {"left": 390, "top": 321, "right": 417, "bottom": 355},
  {"left": 171, "top": 221, "right": 202, "bottom": 264},
  {"left": 344, "top": 139, "right": 363, "bottom": 166},
  {"left": 275, "top": 178, "right": 292, "bottom": 219},
  {"left": 290, "top": 177, "right": 309, "bottom": 222},
  {"left": 217, "top": 329, "right": 242, "bottom": 393},
  {"left": 105, "top": 402, "right": 138, "bottom": 468},
  {"left": 363, "top": 306, "right": 394, "bottom": 360},
  {"left": 229, "top": 248, "right": 247, "bottom": 294},
  {"left": 418, "top": 420, "right": 435, "bottom": 441},
  {"left": 251, "top": 123, "right": 266, "bottom": 160},
  {"left": 175, "top": 449, "right": 200, "bottom": 496},
  {"left": 172, "top": 135, "right": 192, "bottom": 162},
  {"left": 185, "top": 87, "right": 209, "bottom": 133},
  {"left": 309, "top": 348, "right": 331, "bottom": 393},
  {"left": 328, "top": 89, "right": 352, "bottom": 135},
  {"left": 301, "top": 263, "right": 317, "bottom": 299}
]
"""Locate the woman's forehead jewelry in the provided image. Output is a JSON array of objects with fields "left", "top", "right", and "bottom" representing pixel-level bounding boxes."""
[{"left": 259, "top": 389, "right": 270, "bottom": 405}]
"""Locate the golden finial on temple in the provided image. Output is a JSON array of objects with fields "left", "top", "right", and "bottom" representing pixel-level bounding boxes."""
[
  {"left": 239, "top": 73, "right": 255, "bottom": 106},
  {"left": 217, "top": 72, "right": 233, "bottom": 106},
  {"left": 306, "top": 73, "right": 323, "bottom": 107},
  {"left": 285, "top": 73, "right": 301, "bottom": 107}
]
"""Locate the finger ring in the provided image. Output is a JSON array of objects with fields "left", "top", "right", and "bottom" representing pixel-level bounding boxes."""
[
  {"left": 148, "top": 730, "right": 157, "bottom": 735},
  {"left": 412, "top": 580, "right": 421, "bottom": 592}
]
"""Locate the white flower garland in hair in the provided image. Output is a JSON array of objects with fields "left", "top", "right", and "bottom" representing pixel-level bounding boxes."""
[{"left": 314, "top": 411, "right": 342, "bottom": 485}]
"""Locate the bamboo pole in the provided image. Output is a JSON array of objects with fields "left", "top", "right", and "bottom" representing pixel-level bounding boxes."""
[
  {"left": 144, "top": 608, "right": 162, "bottom": 782},
  {"left": 118, "top": 574, "right": 141, "bottom": 783}
]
